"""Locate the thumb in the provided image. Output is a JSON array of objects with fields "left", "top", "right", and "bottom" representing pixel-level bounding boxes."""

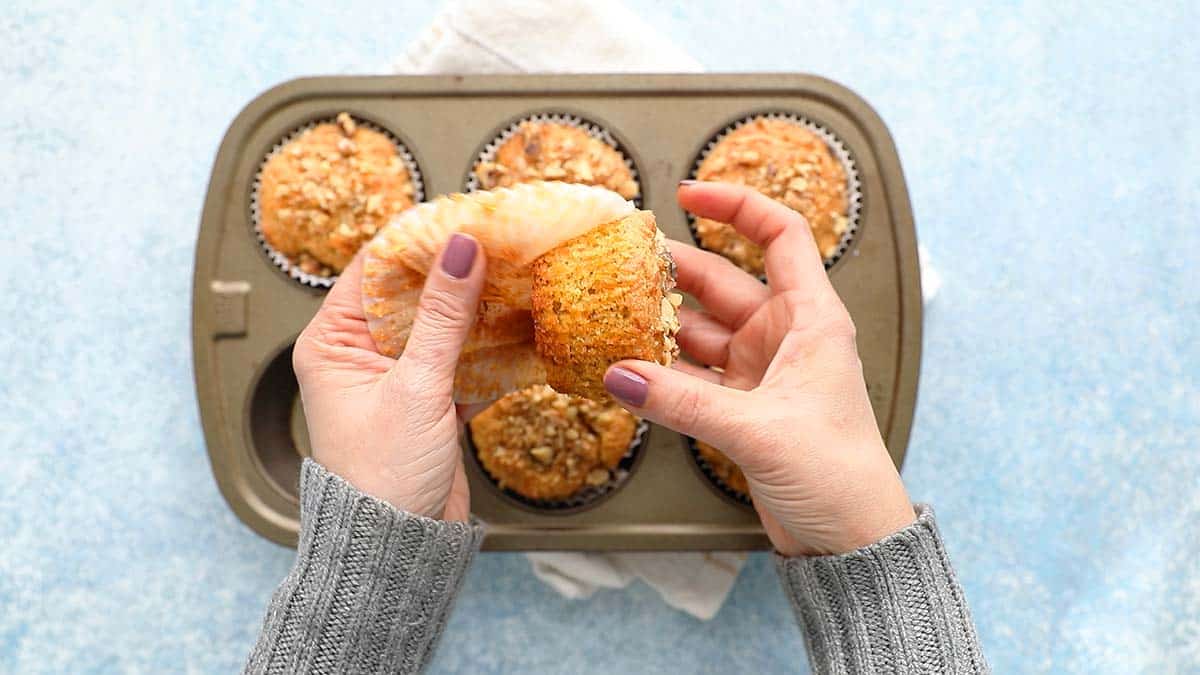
[
  {"left": 393, "top": 233, "right": 485, "bottom": 394},
  {"left": 603, "top": 360, "right": 745, "bottom": 450}
]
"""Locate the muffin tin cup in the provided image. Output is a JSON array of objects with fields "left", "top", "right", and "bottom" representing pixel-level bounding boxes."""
[
  {"left": 464, "top": 418, "right": 651, "bottom": 514},
  {"left": 685, "top": 437, "right": 753, "bottom": 508},
  {"left": 250, "top": 115, "right": 426, "bottom": 289},
  {"left": 686, "top": 111, "right": 864, "bottom": 276},
  {"left": 195, "top": 74, "right": 920, "bottom": 551},
  {"left": 463, "top": 111, "right": 643, "bottom": 206}
]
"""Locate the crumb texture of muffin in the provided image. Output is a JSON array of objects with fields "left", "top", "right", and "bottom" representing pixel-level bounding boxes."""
[
  {"left": 258, "top": 113, "right": 417, "bottom": 277},
  {"left": 695, "top": 441, "right": 750, "bottom": 498},
  {"left": 530, "top": 211, "right": 679, "bottom": 401},
  {"left": 474, "top": 120, "right": 639, "bottom": 199},
  {"left": 469, "top": 385, "right": 638, "bottom": 501},
  {"left": 694, "top": 117, "right": 849, "bottom": 274}
]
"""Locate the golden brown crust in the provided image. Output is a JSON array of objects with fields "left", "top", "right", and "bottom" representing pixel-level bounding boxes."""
[
  {"left": 474, "top": 121, "right": 639, "bottom": 199},
  {"left": 695, "top": 441, "right": 749, "bottom": 497},
  {"left": 530, "top": 211, "right": 678, "bottom": 401},
  {"left": 469, "top": 385, "right": 638, "bottom": 501},
  {"left": 694, "top": 118, "right": 849, "bottom": 275},
  {"left": 259, "top": 113, "right": 416, "bottom": 276}
]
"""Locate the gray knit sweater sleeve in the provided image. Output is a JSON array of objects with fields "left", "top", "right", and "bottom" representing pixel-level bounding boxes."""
[
  {"left": 244, "top": 459, "right": 484, "bottom": 675},
  {"left": 775, "top": 504, "right": 988, "bottom": 674},
  {"left": 246, "top": 464, "right": 983, "bottom": 674}
]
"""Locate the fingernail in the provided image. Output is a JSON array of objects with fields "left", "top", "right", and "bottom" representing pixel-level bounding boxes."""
[
  {"left": 678, "top": 179, "right": 697, "bottom": 187},
  {"left": 441, "top": 233, "right": 476, "bottom": 279},
  {"left": 604, "top": 367, "right": 648, "bottom": 407}
]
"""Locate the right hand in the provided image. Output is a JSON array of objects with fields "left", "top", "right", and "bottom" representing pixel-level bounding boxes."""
[{"left": 602, "top": 182, "right": 915, "bottom": 557}]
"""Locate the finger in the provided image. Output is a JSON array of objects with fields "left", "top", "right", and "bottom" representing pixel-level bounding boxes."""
[
  {"left": 393, "top": 233, "right": 486, "bottom": 393},
  {"left": 668, "top": 239, "right": 768, "bottom": 327},
  {"left": 604, "top": 361, "right": 745, "bottom": 450},
  {"left": 671, "top": 360, "right": 723, "bottom": 384},
  {"left": 324, "top": 249, "right": 366, "bottom": 309},
  {"left": 442, "top": 458, "right": 472, "bottom": 523},
  {"left": 676, "top": 307, "right": 731, "bottom": 367},
  {"left": 678, "top": 182, "right": 828, "bottom": 294},
  {"left": 299, "top": 252, "right": 378, "bottom": 352}
]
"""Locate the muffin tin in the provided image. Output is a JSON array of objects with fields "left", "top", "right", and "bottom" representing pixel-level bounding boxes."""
[{"left": 193, "top": 74, "right": 921, "bottom": 551}]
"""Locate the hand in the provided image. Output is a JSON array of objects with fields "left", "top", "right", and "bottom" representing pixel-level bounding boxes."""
[
  {"left": 602, "top": 182, "right": 915, "bottom": 556},
  {"left": 292, "top": 234, "right": 485, "bottom": 521}
]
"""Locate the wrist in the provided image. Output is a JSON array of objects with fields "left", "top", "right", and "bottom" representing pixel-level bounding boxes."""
[
  {"left": 835, "top": 500, "right": 917, "bottom": 554},
  {"left": 311, "top": 456, "right": 451, "bottom": 519},
  {"left": 770, "top": 488, "right": 916, "bottom": 558}
]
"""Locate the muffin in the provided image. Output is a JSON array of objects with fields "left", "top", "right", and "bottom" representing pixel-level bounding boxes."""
[
  {"left": 531, "top": 211, "right": 680, "bottom": 401},
  {"left": 361, "top": 182, "right": 663, "bottom": 405},
  {"left": 693, "top": 117, "right": 851, "bottom": 275},
  {"left": 257, "top": 113, "right": 418, "bottom": 278},
  {"left": 473, "top": 120, "right": 639, "bottom": 199},
  {"left": 469, "top": 385, "right": 639, "bottom": 502},
  {"left": 694, "top": 441, "right": 750, "bottom": 499}
]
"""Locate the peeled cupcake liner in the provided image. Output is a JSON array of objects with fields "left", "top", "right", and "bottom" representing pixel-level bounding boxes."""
[
  {"left": 684, "top": 436, "right": 753, "bottom": 508},
  {"left": 464, "top": 411, "right": 651, "bottom": 514},
  {"left": 685, "top": 111, "right": 864, "bottom": 279},
  {"left": 463, "top": 111, "right": 643, "bottom": 208},
  {"left": 250, "top": 114, "right": 426, "bottom": 290}
]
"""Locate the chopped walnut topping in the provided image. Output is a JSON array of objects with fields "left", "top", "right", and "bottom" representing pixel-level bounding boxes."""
[
  {"left": 336, "top": 112, "right": 357, "bottom": 136},
  {"left": 693, "top": 118, "right": 850, "bottom": 275},
  {"left": 474, "top": 121, "right": 639, "bottom": 199},
  {"left": 257, "top": 113, "right": 415, "bottom": 276},
  {"left": 468, "top": 384, "right": 640, "bottom": 501}
]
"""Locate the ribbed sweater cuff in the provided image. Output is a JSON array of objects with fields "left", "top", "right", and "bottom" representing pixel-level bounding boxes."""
[
  {"left": 775, "top": 505, "right": 988, "bottom": 674},
  {"left": 245, "top": 459, "right": 484, "bottom": 675}
]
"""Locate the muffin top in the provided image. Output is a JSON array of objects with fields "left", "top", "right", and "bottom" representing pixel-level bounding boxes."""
[
  {"left": 258, "top": 113, "right": 416, "bottom": 277},
  {"left": 469, "top": 385, "right": 638, "bottom": 501},
  {"left": 695, "top": 441, "right": 749, "bottom": 498},
  {"left": 694, "top": 118, "right": 849, "bottom": 275},
  {"left": 473, "top": 121, "right": 639, "bottom": 200}
]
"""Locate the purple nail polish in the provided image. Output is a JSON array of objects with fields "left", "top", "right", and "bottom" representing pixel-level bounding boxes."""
[
  {"left": 441, "top": 233, "right": 476, "bottom": 279},
  {"left": 604, "top": 367, "right": 648, "bottom": 407}
]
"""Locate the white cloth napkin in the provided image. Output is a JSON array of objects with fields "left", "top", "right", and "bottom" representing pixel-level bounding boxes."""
[
  {"left": 395, "top": 0, "right": 740, "bottom": 621},
  {"left": 395, "top": 0, "right": 701, "bottom": 74},
  {"left": 394, "top": 0, "right": 941, "bottom": 621}
]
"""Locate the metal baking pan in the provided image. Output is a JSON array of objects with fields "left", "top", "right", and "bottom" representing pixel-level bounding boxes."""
[{"left": 192, "top": 73, "right": 920, "bottom": 551}]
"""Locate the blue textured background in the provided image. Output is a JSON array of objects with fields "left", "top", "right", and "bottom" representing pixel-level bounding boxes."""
[{"left": 2, "top": 1, "right": 1198, "bottom": 672}]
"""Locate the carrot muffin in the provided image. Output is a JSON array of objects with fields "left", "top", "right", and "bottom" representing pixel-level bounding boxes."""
[
  {"left": 473, "top": 120, "right": 639, "bottom": 199},
  {"left": 531, "top": 211, "right": 680, "bottom": 401},
  {"left": 695, "top": 441, "right": 749, "bottom": 498},
  {"left": 693, "top": 117, "right": 850, "bottom": 275},
  {"left": 469, "top": 385, "right": 639, "bottom": 502},
  {"left": 257, "top": 113, "right": 417, "bottom": 277}
]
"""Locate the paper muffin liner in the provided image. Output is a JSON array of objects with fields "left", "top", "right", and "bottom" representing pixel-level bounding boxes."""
[
  {"left": 464, "top": 111, "right": 643, "bottom": 207},
  {"left": 685, "top": 436, "right": 753, "bottom": 508},
  {"left": 686, "top": 111, "right": 863, "bottom": 277},
  {"left": 464, "top": 414, "right": 651, "bottom": 514},
  {"left": 250, "top": 114, "right": 425, "bottom": 289}
]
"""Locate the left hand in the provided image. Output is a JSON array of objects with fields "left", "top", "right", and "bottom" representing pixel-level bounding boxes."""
[{"left": 291, "top": 234, "right": 486, "bottom": 521}]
